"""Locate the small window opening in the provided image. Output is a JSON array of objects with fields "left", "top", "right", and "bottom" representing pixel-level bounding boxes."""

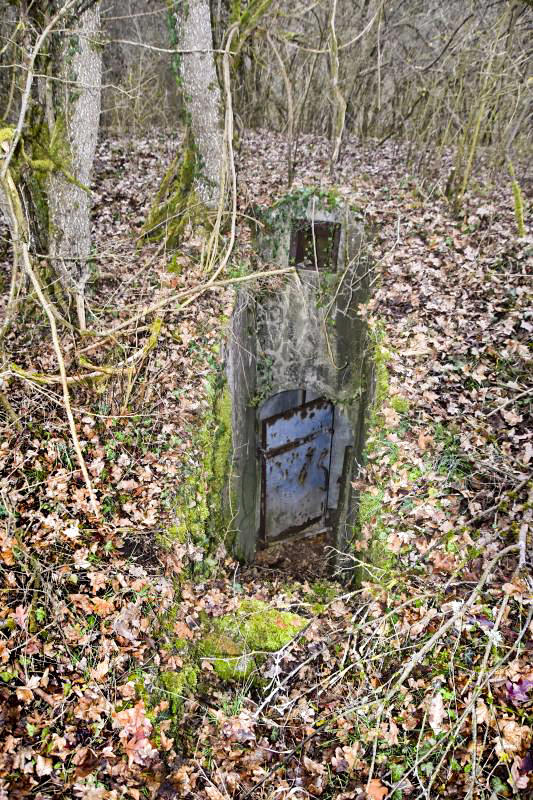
[{"left": 289, "top": 221, "right": 341, "bottom": 271}]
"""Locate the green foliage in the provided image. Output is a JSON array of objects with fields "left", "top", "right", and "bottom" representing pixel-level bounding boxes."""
[
  {"left": 359, "top": 488, "right": 385, "bottom": 527},
  {"left": 166, "top": 2, "right": 183, "bottom": 85},
  {"left": 307, "top": 580, "right": 339, "bottom": 604},
  {"left": 230, "top": 0, "right": 276, "bottom": 70},
  {"left": 253, "top": 186, "right": 342, "bottom": 260},
  {"left": 432, "top": 422, "right": 472, "bottom": 479}
]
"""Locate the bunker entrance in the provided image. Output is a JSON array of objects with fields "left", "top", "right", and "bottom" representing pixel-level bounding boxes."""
[
  {"left": 258, "top": 390, "right": 353, "bottom": 545},
  {"left": 225, "top": 191, "right": 373, "bottom": 569}
]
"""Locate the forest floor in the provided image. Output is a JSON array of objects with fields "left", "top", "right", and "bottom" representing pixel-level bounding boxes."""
[{"left": 0, "top": 131, "right": 531, "bottom": 800}]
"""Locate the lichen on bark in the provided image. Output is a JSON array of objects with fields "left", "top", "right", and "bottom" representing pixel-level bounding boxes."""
[{"left": 46, "top": 4, "right": 102, "bottom": 328}]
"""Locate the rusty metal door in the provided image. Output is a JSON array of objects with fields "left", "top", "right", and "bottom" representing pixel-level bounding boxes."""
[{"left": 260, "top": 398, "right": 333, "bottom": 541}]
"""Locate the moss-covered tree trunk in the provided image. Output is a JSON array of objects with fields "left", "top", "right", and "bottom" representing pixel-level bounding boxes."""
[
  {"left": 46, "top": 3, "right": 102, "bottom": 329},
  {"left": 143, "top": 0, "right": 224, "bottom": 246},
  {"left": 173, "top": 0, "right": 223, "bottom": 209}
]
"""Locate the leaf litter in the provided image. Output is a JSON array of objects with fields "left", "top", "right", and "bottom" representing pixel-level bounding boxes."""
[{"left": 0, "top": 130, "right": 531, "bottom": 799}]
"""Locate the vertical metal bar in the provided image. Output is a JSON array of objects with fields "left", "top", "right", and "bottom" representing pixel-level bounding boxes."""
[
  {"left": 260, "top": 417, "right": 267, "bottom": 543},
  {"left": 325, "top": 402, "right": 335, "bottom": 514}
]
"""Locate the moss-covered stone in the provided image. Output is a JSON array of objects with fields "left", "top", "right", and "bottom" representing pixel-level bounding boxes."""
[
  {"left": 252, "top": 186, "right": 344, "bottom": 262},
  {"left": 198, "top": 599, "right": 307, "bottom": 682},
  {"left": 352, "top": 319, "right": 396, "bottom": 579},
  {"left": 209, "top": 384, "right": 235, "bottom": 539},
  {"left": 159, "top": 353, "right": 234, "bottom": 574},
  {"left": 198, "top": 632, "right": 255, "bottom": 681}
]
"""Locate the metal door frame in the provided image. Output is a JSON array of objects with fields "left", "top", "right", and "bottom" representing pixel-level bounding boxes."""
[{"left": 259, "top": 394, "right": 334, "bottom": 543}]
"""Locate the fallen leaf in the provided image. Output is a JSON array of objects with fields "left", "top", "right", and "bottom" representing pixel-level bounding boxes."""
[
  {"left": 90, "top": 658, "right": 109, "bottom": 682},
  {"left": 418, "top": 431, "right": 431, "bottom": 451},
  {"left": 367, "top": 778, "right": 388, "bottom": 800},
  {"left": 428, "top": 691, "right": 446, "bottom": 734},
  {"left": 35, "top": 755, "right": 53, "bottom": 776},
  {"left": 205, "top": 787, "right": 225, "bottom": 800},
  {"left": 173, "top": 621, "right": 194, "bottom": 639}
]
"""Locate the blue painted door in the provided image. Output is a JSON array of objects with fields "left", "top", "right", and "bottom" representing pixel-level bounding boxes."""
[{"left": 261, "top": 398, "right": 333, "bottom": 541}]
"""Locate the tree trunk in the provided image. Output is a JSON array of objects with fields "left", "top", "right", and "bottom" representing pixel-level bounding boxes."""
[
  {"left": 46, "top": 3, "right": 102, "bottom": 329},
  {"left": 171, "top": 0, "right": 223, "bottom": 210},
  {"left": 142, "top": 0, "right": 223, "bottom": 247}
]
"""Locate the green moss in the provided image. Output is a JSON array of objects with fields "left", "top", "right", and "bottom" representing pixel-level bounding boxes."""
[
  {"left": 7, "top": 112, "right": 83, "bottom": 258},
  {"left": 307, "top": 580, "right": 339, "bottom": 605},
  {"left": 231, "top": 598, "right": 307, "bottom": 649},
  {"left": 371, "top": 328, "right": 390, "bottom": 417},
  {"left": 390, "top": 394, "right": 410, "bottom": 413},
  {"left": 198, "top": 600, "right": 307, "bottom": 682},
  {"left": 159, "top": 667, "right": 198, "bottom": 715},
  {"left": 160, "top": 450, "right": 209, "bottom": 550},
  {"left": 141, "top": 127, "right": 206, "bottom": 248},
  {"left": 0, "top": 127, "right": 14, "bottom": 144},
  {"left": 509, "top": 163, "right": 526, "bottom": 238},
  {"left": 210, "top": 385, "right": 233, "bottom": 528},
  {"left": 165, "top": 524, "right": 186, "bottom": 544},
  {"left": 198, "top": 633, "right": 255, "bottom": 681},
  {"left": 351, "top": 319, "right": 397, "bottom": 579},
  {"left": 159, "top": 360, "right": 233, "bottom": 570}
]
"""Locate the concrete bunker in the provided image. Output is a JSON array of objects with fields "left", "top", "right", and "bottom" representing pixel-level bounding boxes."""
[{"left": 224, "top": 190, "right": 373, "bottom": 566}]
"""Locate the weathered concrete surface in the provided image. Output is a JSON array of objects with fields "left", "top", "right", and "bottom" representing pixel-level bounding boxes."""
[{"left": 226, "top": 292, "right": 257, "bottom": 561}]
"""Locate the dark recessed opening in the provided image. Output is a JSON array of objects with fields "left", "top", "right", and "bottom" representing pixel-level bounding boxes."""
[{"left": 289, "top": 220, "right": 341, "bottom": 271}]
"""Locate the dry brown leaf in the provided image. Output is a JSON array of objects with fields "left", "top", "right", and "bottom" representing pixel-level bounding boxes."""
[
  {"left": 475, "top": 698, "right": 490, "bottom": 725},
  {"left": 495, "top": 720, "right": 532, "bottom": 756},
  {"left": 90, "top": 657, "right": 109, "bottom": 682},
  {"left": 366, "top": 778, "right": 388, "bottom": 800},
  {"left": 417, "top": 430, "right": 432, "bottom": 451},
  {"left": 205, "top": 787, "right": 225, "bottom": 800},
  {"left": 428, "top": 691, "right": 446, "bottom": 734},
  {"left": 173, "top": 620, "right": 194, "bottom": 639},
  {"left": 35, "top": 755, "right": 53, "bottom": 777},
  {"left": 303, "top": 755, "right": 326, "bottom": 776}
]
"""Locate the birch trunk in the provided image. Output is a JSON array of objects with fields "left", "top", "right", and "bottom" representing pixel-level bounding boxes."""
[{"left": 47, "top": 4, "right": 102, "bottom": 329}]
